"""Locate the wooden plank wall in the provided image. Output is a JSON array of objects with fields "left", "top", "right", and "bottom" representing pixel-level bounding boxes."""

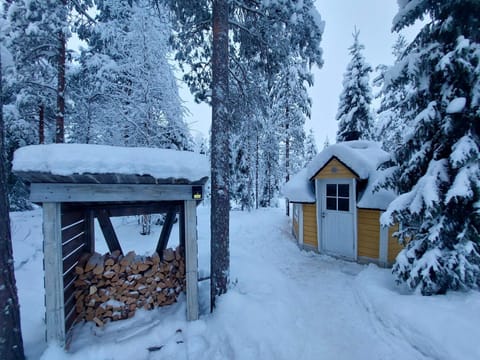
[
  {"left": 357, "top": 209, "right": 380, "bottom": 259},
  {"left": 388, "top": 223, "right": 402, "bottom": 263},
  {"left": 302, "top": 204, "right": 317, "bottom": 248},
  {"left": 61, "top": 206, "right": 88, "bottom": 333},
  {"left": 314, "top": 158, "right": 357, "bottom": 179}
]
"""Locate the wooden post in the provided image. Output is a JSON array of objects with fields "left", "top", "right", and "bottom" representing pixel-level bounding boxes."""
[
  {"left": 184, "top": 200, "right": 199, "bottom": 321},
  {"left": 84, "top": 209, "right": 95, "bottom": 254},
  {"left": 43, "top": 202, "right": 66, "bottom": 346},
  {"left": 96, "top": 209, "right": 123, "bottom": 255},
  {"left": 379, "top": 218, "right": 389, "bottom": 267},
  {"left": 179, "top": 206, "right": 185, "bottom": 249},
  {"left": 156, "top": 208, "right": 176, "bottom": 257}
]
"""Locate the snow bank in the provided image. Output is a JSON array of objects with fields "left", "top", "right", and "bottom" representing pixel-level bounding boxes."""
[
  {"left": 12, "top": 144, "right": 209, "bottom": 182},
  {"left": 281, "top": 168, "right": 315, "bottom": 203},
  {"left": 354, "top": 265, "right": 480, "bottom": 360}
]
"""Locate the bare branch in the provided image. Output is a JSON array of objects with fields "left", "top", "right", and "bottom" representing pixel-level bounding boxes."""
[
  {"left": 24, "top": 81, "right": 57, "bottom": 93},
  {"left": 71, "top": 0, "right": 96, "bottom": 24}
]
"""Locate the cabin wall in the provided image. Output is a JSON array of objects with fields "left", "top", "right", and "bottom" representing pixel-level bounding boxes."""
[
  {"left": 314, "top": 158, "right": 357, "bottom": 180},
  {"left": 302, "top": 204, "right": 317, "bottom": 249},
  {"left": 388, "top": 223, "right": 402, "bottom": 263},
  {"left": 357, "top": 209, "right": 380, "bottom": 260}
]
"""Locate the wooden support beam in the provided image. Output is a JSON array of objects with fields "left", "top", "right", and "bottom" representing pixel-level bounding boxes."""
[
  {"left": 43, "top": 202, "right": 66, "bottom": 346},
  {"left": 84, "top": 209, "right": 95, "bottom": 254},
  {"left": 184, "top": 200, "right": 199, "bottom": 321},
  {"left": 83, "top": 202, "right": 183, "bottom": 218},
  {"left": 30, "top": 183, "right": 197, "bottom": 202},
  {"left": 179, "top": 206, "right": 185, "bottom": 250},
  {"left": 379, "top": 221, "right": 389, "bottom": 267},
  {"left": 156, "top": 209, "right": 177, "bottom": 257},
  {"left": 96, "top": 209, "right": 123, "bottom": 255}
]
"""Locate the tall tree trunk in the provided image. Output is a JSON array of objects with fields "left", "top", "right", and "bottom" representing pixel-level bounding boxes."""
[
  {"left": 55, "top": 8, "right": 66, "bottom": 144},
  {"left": 210, "top": 0, "right": 230, "bottom": 311},
  {"left": 285, "top": 112, "right": 290, "bottom": 216},
  {"left": 38, "top": 104, "right": 44, "bottom": 144},
  {"left": 255, "top": 133, "right": 259, "bottom": 209},
  {"left": 0, "top": 51, "right": 26, "bottom": 360}
]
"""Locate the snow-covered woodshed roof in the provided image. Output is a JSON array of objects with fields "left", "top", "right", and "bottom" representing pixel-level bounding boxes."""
[{"left": 13, "top": 144, "right": 209, "bottom": 185}]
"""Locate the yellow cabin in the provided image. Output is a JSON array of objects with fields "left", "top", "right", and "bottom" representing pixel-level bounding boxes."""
[{"left": 284, "top": 141, "right": 402, "bottom": 267}]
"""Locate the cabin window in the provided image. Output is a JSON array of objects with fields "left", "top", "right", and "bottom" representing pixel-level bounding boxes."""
[{"left": 326, "top": 184, "right": 350, "bottom": 212}]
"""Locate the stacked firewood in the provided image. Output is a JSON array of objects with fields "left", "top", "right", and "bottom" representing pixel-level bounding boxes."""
[{"left": 74, "top": 247, "right": 185, "bottom": 326}]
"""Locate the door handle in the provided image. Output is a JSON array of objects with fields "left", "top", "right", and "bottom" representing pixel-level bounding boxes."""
[{"left": 321, "top": 212, "right": 326, "bottom": 218}]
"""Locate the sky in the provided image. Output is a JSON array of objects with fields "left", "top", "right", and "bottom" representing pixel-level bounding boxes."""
[{"left": 183, "top": 0, "right": 422, "bottom": 147}]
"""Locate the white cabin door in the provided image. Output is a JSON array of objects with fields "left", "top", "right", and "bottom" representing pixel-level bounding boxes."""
[{"left": 318, "top": 179, "right": 355, "bottom": 259}]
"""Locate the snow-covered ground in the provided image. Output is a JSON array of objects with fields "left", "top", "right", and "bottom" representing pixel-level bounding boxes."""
[{"left": 11, "top": 205, "right": 480, "bottom": 360}]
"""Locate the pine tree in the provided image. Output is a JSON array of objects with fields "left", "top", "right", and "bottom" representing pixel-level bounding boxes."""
[
  {"left": 3, "top": 0, "right": 90, "bottom": 208},
  {"left": 336, "top": 28, "right": 373, "bottom": 142},
  {"left": 275, "top": 60, "right": 311, "bottom": 178},
  {"left": 70, "top": 0, "right": 191, "bottom": 150},
  {"left": 164, "top": 0, "right": 324, "bottom": 306},
  {"left": 374, "top": 35, "right": 410, "bottom": 152},
  {"left": 210, "top": 0, "right": 230, "bottom": 309},
  {"left": 5, "top": 0, "right": 70, "bottom": 143},
  {"left": 229, "top": 77, "right": 262, "bottom": 211},
  {"left": 3, "top": 0, "right": 60, "bottom": 209},
  {"left": 0, "top": 43, "right": 25, "bottom": 360},
  {"left": 381, "top": 0, "right": 480, "bottom": 295}
]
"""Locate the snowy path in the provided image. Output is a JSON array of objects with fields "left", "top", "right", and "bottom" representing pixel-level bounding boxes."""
[
  {"left": 223, "top": 208, "right": 428, "bottom": 360},
  {"left": 11, "top": 206, "right": 480, "bottom": 360}
]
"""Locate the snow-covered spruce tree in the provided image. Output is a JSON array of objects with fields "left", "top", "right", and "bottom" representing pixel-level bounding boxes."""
[
  {"left": 304, "top": 129, "right": 318, "bottom": 164},
  {"left": 259, "top": 124, "right": 281, "bottom": 208},
  {"left": 374, "top": 35, "right": 411, "bottom": 152},
  {"left": 381, "top": 0, "right": 480, "bottom": 295},
  {"left": 336, "top": 29, "right": 373, "bottom": 142},
  {"left": 275, "top": 60, "right": 311, "bottom": 182},
  {"left": 229, "top": 70, "right": 264, "bottom": 211},
  {"left": 273, "top": 59, "right": 312, "bottom": 214},
  {"left": 232, "top": 1, "right": 322, "bottom": 208}
]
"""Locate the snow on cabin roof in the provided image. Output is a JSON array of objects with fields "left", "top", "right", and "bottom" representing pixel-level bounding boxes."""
[
  {"left": 12, "top": 144, "right": 209, "bottom": 185},
  {"left": 307, "top": 141, "right": 390, "bottom": 180},
  {"left": 284, "top": 141, "right": 396, "bottom": 210},
  {"left": 357, "top": 169, "right": 396, "bottom": 210},
  {"left": 282, "top": 168, "right": 315, "bottom": 203}
]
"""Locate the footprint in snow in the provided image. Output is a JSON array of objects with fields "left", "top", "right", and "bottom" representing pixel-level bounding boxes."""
[{"left": 148, "top": 329, "right": 186, "bottom": 360}]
